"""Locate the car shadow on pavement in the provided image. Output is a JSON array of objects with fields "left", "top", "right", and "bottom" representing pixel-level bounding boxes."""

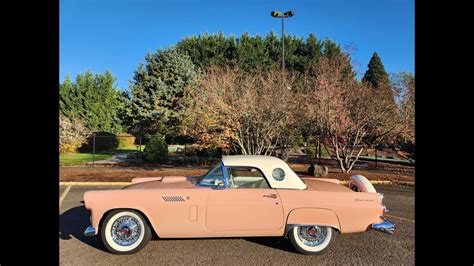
[
  {"left": 243, "top": 237, "right": 296, "bottom": 253},
  {"left": 59, "top": 206, "right": 106, "bottom": 251}
]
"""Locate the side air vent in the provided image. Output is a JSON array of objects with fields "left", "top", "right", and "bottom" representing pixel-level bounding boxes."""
[{"left": 162, "top": 196, "right": 185, "bottom": 202}]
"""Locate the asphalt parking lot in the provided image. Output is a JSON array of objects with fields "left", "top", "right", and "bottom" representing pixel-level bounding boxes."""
[{"left": 59, "top": 184, "right": 414, "bottom": 265}]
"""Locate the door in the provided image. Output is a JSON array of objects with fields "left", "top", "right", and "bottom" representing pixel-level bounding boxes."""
[{"left": 205, "top": 166, "right": 284, "bottom": 232}]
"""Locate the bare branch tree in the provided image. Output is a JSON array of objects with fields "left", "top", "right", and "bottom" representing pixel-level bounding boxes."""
[
  {"left": 59, "top": 115, "right": 92, "bottom": 153},
  {"left": 182, "top": 66, "right": 297, "bottom": 155},
  {"left": 304, "top": 56, "right": 401, "bottom": 173}
]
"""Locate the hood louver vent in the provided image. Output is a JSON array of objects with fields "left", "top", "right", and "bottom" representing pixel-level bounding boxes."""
[{"left": 162, "top": 196, "right": 185, "bottom": 202}]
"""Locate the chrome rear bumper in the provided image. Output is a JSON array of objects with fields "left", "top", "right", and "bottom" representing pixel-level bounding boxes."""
[
  {"left": 84, "top": 225, "right": 96, "bottom": 236},
  {"left": 371, "top": 216, "right": 395, "bottom": 235}
]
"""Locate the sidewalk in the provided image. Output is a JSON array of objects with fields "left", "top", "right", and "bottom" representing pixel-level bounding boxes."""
[{"left": 87, "top": 151, "right": 142, "bottom": 165}]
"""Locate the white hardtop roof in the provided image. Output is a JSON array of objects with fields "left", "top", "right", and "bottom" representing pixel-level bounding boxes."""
[
  {"left": 222, "top": 155, "right": 285, "bottom": 166},
  {"left": 221, "top": 155, "right": 307, "bottom": 190}
]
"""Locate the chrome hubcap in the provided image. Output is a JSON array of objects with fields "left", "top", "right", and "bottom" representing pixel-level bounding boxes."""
[
  {"left": 111, "top": 216, "right": 141, "bottom": 246},
  {"left": 297, "top": 226, "right": 327, "bottom": 246}
]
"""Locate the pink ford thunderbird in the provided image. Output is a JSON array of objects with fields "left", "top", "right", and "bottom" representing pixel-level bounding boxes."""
[{"left": 83, "top": 155, "right": 395, "bottom": 255}]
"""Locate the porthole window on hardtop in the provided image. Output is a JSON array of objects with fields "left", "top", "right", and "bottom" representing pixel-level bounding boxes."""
[{"left": 272, "top": 168, "right": 285, "bottom": 181}]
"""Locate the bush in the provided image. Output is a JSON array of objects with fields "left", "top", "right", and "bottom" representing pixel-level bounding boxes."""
[
  {"left": 320, "top": 144, "right": 330, "bottom": 158},
  {"left": 304, "top": 145, "right": 330, "bottom": 159},
  {"left": 184, "top": 144, "right": 198, "bottom": 156},
  {"left": 116, "top": 133, "right": 135, "bottom": 149},
  {"left": 59, "top": 115, "right": 91, "bottom": 153},
  {"left": 196, "top": 148, "right": 209, "bottom": 157},
  {"left": 207, "top": 146, "right": 224, "bottom": 158},
  {"left": 143, "top": 133, "right": 168, "bottom": 162},
  {"left": 193, "top": 146, "right": 224, "bottom": 158},
  {"left": 304, "top": 147, "right": 316, "bottom": 158}
]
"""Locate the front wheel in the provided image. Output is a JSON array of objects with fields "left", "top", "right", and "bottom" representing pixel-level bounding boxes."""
[
  {"left": 101, "top": 209, "right": 152, "bottom": 254},
  {"left": 288, "top": 225, "right": 337, "bottom": 255}
]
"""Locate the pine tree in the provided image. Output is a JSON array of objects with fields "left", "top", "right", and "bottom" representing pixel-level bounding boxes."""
[
  {"left": 362, "top": 52, "right": 390, "bottom": 88},
  {"left": 127, "top": 47, "right": 197, "bottom": 136},
  {"left": 176, "top": 33, "right": 339, "bottom": 74},
  {"left": 59, "top": 70, "right": 123, "bottom": 134},
  {"left": 301, "top": 33, "right": 323, "bottom": 71},
  {"left": 59, "top": 75, "right": 80, "bottom": 118}
]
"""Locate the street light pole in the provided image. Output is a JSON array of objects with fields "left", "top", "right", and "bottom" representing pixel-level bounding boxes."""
[{"left": 271, "top": 10, "right": 294, "bottom": 74}]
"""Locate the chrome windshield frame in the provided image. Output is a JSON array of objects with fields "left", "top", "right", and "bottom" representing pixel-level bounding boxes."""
[
  {"left": 196, "top": 161, "right": 230, "bottom": 189},
  {"left": 220, "top": 161, "right": 230, "bottom": 188}
]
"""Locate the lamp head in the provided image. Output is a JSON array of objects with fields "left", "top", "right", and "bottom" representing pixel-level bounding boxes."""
[
  {"left": 284, "top": 11, "right": 294, "bottom": 17},
  {"left": 271, "top": 11, "right": 283, "bottom": 17}
]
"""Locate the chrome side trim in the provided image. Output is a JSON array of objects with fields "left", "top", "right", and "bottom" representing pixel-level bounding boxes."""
[
  {"left": 371, "top": 216, "right": 395, "bottom": 235},
  {"left": 84, "top": 225, "right": 97, "bottom": 236}
]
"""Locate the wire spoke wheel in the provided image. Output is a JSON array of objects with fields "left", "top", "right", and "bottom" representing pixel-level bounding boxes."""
[
  {"left": 289, "top": 225, "right": 336, "bottom": 255},
  {"left": 297, "top": 226, "right": 327, "bottom": 247},
  {"left": 101, "top": 210, "right": 152, "bottom": 254},
  {"left": 111, "top": 216, "right": 142, "bottom": 246}
]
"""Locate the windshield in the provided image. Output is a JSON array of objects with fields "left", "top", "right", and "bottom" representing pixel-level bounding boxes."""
[{"left": 197, "top": 163, "right": 225, "bottom": 187}]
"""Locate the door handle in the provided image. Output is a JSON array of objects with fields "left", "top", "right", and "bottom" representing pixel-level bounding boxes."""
[{"left": 263, "top": 193, "right": 278, "bottom": 199}]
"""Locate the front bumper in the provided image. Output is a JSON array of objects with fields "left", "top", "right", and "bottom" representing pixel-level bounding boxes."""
[
  {"left": 371, "top": 216, "right": 395, "bottom": 235},
  {"left": 84, "top": 225, "right": 96, "bottom": 236}
]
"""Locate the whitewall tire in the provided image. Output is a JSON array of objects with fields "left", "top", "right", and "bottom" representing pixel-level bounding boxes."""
[
  {"left": 348, "top": 175, "right": 377, "bottom": 193},
  {"left": 101, "top": 209, "right": 152, "bottom": 254},
  {"left": 288, "top": 225, "right": 337, "bottom": 255}
]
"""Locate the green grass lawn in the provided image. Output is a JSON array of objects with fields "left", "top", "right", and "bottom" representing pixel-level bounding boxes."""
[
  {"left": 60, "top": 152, "right": 113, "bottom": 165},
  {"left": 116, "top": 144, "right": 145, "bottom": 152},
  {"left": 358, "top": 155, "right": 414, "bottom": 164}
]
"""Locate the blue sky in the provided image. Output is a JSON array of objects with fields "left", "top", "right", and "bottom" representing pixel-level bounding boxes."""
[{"left": 60, "top": 0, "right": 414, "bottom": 89}]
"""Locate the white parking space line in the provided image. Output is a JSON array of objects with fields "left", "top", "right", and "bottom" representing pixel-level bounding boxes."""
[{"left": 59, "top": 185, "right": 72, "bottom": 208}]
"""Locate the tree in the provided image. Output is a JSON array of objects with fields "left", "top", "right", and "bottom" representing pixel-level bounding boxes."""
[
  {"left": 59, "top": 114, "right": 91, "bottom": 153},
  {"left": 392, "top": 72, "right": 415, "bottom": 144},
  {"left": 304, "top": 56, "right": 400, "bottom": 173},
  {"left": 59, "top": 70, "right": 123, "bottom": 134},
  {"left": 126, "top": 47, "right": 198, "bottom": 136},
  {"left": 301, "top": 33, "right": 323, "bottom": 72},
  {"left": 182, "top": 66, "right": 297, "bottom": 155},
  {"left": 143, "top": 133, "right": 168, "bottom": 162},
  {"left": 362, "top": 52, "right": 390, "bottom": 89},
  {"left": 361, "top": 52, "right": 398, "bottom": 146},
  {"left": 236, "top": 33, "right": 272, "bottom": 72},
  {"left": 115, "top": 89, "right": 132, "bottom": 133},
  {"left": 176, "top": 32, "right": 343, "bottom": 76},
  {"left": 176, "top": 32, "right": 230, "bottom": 69},
  {"left": 59, "top": 75, "right": 80, "bottom": 118}
]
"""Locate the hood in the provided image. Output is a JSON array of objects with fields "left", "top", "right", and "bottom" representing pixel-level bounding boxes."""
[
  {"left": 302, "top": 178, "right": 353, "bottom": 192},
  {"left": 123, "top": 176, "right": 197, "bottom": 190}
]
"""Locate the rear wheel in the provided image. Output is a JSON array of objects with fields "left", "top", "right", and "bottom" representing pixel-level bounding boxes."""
[
  {"left": 101, "top": 209, "right": 152, "bottom": 254},
  {"left": 349, "top": 175, "right": 376, "bottom": 193},
  {"left": 288, "top": 225, "right": 337, "bottom": 255}
]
